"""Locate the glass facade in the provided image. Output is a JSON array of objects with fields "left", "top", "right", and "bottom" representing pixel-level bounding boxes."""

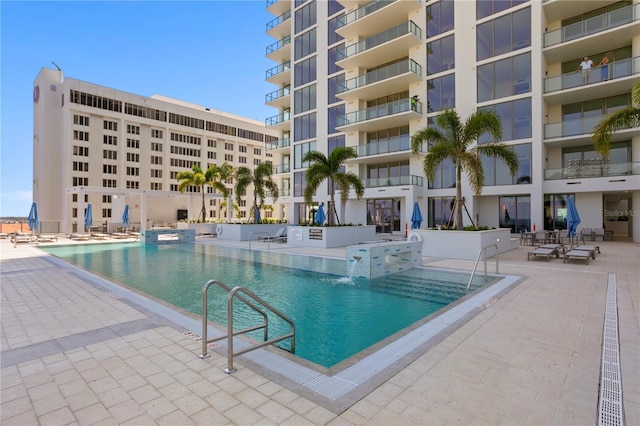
[{"left": 476, "top": 7, "right": 530, "bottom": 61}]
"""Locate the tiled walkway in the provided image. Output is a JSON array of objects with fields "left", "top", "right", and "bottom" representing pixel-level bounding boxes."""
[{"left": 1, "top": 237, "right": 638, "bottom": 425}]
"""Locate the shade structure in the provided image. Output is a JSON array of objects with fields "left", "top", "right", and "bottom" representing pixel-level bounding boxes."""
[
  {"left": 84, "top": 203, "right": 93, "bottom": 231},
  {"left": 27, "top": 202, "right": 39, "bottom": 232},
  {"left": 122, "top": 205, "right": 130, "bottom": 229},
  {"left": 566, "top": 196, "right": 581, "bottom": 238},
  {"left": 315, "top": 204, "right": 326, "bottom": 225},
  {"left": 410, "top": 202, "right": 423, "bottom": 230}
]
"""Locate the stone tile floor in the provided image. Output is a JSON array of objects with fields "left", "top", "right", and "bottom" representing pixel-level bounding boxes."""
[{"left": 1, "top": 237, "right": 638, "bottom": 425}]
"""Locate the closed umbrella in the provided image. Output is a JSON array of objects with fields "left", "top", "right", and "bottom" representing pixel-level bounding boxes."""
[
  {"left": 122, "top": 205, "right": 130, "bottom": 230},
  {"left": 315, "top": 204, "right": 326, "bottom": 225},
  {"left": 410, "top": 202, "right": 423, "bottom": 230},
  {"left": 28, "top": 202, "right": 39, "bottom": 233},
  {"left": 566, "top": 196, "right": 581, "bottom": 243},
  {"left": 84, "top": 203, "right": 93, "bottom": 232},
  {"left": 254, "top": 206, "right": 261, "bottom": 224}
]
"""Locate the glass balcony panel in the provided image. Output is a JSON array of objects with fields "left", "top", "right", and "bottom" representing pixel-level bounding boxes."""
[
  {"left": 338, "top": 59, "right": 421, "bottom": 93},
  {"left": 543, "top": 4, "right": 637, "bottom": 47},
  {"left": 544, "top": 162, "right": 638, "bottom": 180},
  {"left": 338, "top": 21, "right": 420, "bottom": 60},
  {"left": 363, "top": 175, "right": 423, "bottom": 187},
  {"left": 266, "top": 9, "right": 291, "bottom": 31},
  {"left": 338, "top": 0, "right": 396, "bottom": 28},
  {"left": 266, "top": 138, "right": 290, "bottom": 151},
  {"left": 544, "top": 57, "right": 639, "bottom": 93},
  {"left": 266, "top": 61, "right": 291, "bottom": 79}
]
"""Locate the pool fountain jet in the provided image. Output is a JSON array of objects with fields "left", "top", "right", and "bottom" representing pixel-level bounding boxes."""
[{"left": 353, "top": 256, "right": 361, "bottom": 261}]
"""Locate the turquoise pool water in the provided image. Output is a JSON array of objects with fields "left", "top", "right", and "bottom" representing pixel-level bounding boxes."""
[{"left": 43, "top": 243, "right": 486, "bottom": 367}]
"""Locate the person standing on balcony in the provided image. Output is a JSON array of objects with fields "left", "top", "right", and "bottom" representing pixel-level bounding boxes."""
[
  {"left": 599, "top": 56, "right": 610, "bottom": 81},
  {"left": 577, "top": 56, "right": 594, "bottom": 84},
  {"left": 411, "top": 95, "right": 419, "bottom": 111}
]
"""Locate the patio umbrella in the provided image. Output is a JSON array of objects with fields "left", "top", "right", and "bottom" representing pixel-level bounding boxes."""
[
  {"left": 27, "top": 202, "right": 39, "bottom": 232},
  {"left": 315, "top": 204, "right": 326, "bottom": 225},
  {"left": 84, "top": 203, "right": 93, "bottom": 232},
  {"left": 122, "top": 205, "right": 130, "bottom": 230},
  {"left": 566, "top": 196, "right": 581, "bottom": 239},
  {"left": 410, "top": 202, "right": 423, "bottom": 229}
]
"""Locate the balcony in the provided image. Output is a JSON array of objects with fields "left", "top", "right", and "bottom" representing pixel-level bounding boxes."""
[
  {"left": 266, "top": 0, "right": 290, "bottom": 17},
  {"left": 266, "top": 36, "right": 291, "bottom": 63},
  {"left": 336, "top": 59, "right": 422, "bottom": 102},
  {"left": 543, "top": 0, "right": 615, "bottom": 22},
  {"left": 265, "top": 86, "right": 291, "bottom": 109},
  {"left": 265, "top": 111, "right": 291, "bottom": 131},
  {"left": 272, "top": 163, "right": 291, "bottom": 174},
  {"left": 265, "top": 61, "right": 291, "bottom": 86},
  {"left": 336, "top": 0, "right": 421, "bottom": 40},
  {"left": 337, "top": 98, "right": 422, "bottom": 133},
  {"left": 544, "top": 161, "right": 640, "bottom": 180},
  {"left": 363, "top": 175, "right": 424, "bottom": 188},
  {"left": 336, "top": 21, "right": 422, "bottom": 70},
  {"left": 544, "top": 113, "right": 639, "bottom": 143},
  {"left": 543, "top": 4, "right": 639, "bottom": 64},
  {"left": 266, "top": 9, "right": 291, "bottom": 39},
  {"left": 266, "top": 137, "right": 290, "bottom": 151}
]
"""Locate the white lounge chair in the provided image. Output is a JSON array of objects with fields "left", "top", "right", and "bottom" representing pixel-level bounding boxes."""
[
  {"left": 69, "top": 233, "right": 91, "bottom": 241},
  {"left": 527, "top": 247, "right": 559, "bottom": 262},
  {"left": 564, "top": 250, "right": 592, "bottom": 264},
  {"left": 259, "top": 227, "right": 287, "bottom": 243}
]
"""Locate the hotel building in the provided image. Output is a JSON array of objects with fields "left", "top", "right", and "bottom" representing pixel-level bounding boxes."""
[
  {"left": 33, "top": 68, "right": 279, "bottom": 233},
  {"left": 263, "top": 0, "right": 639, "bottom": 241}
]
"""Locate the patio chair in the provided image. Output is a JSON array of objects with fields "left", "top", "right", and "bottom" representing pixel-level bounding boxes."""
[
  {"left": 259, "top": 227, "right": 287, "bottom": 243},
  {"left": 527, "top": 247, "right": 559, "bottom": 262},
  {"left": 593, "top": 228, "right": 605, "bottom": 241},
  {"left": 534, "top": 231, "right": 547, "bottom": 245},
  {"left": 579, "top": 228, "right": 593, "bottom": 241},
  {"left": 563, "top": 249, "right": 592, "bottom": 265}
]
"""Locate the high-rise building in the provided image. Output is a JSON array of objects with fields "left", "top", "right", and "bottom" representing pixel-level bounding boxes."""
[
  {"left": 33, "top": 68, "right": 279, "bottom": 233},
  {"left": 264, "top": 0, "right": 639, "bottom": 242}
]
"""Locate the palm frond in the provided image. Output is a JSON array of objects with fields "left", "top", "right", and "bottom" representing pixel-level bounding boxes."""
[
  {"left": 459, "top": 152, "right": 484, "bottom": 195},
  {"left": 422, "top": 141, "right": 456, "bottom": 181},
  {"left": 592, "top": 107, "right": 640, "bottom": 155},
  {"left": 475, "top": 143, "right": 519, "bottom": 177},
  {"left": 463, "top": 110, "right": 502, "bottom": 144}
]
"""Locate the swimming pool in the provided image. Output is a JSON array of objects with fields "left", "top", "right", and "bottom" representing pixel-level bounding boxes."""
[{"left": 43, "top": 242, "right": 490, "bottom": 368}]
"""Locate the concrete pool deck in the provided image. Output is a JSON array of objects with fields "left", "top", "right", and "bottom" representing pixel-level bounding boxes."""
[{"left": 1, "top": 237, "right": 638, "bottom": 425}]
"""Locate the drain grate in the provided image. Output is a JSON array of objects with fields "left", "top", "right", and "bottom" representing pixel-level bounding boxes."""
[{"left": 598, "top": 274, "right": 624, "bottom": 426}]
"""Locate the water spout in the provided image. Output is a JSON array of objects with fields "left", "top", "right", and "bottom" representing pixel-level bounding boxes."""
[{"left": 353, "top": 256, "right": 361, "bottom": 261}]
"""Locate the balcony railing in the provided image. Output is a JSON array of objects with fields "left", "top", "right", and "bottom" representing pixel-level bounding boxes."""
[
  {"left": 266, "top": 35, "right": 291, "bottom": 55},
  {"left": 355, "top": 136, "right": 414, "bottom": 157},
  {"left": 336, "top": 0, "right": 397, "bottom": 28},
  {"left": 337, "top": 20, "right": 421, "bottom": 60},
  {"left": 337, "top": 98, "right": 421, "bottom": 127},
  {"left": 272, "top": 163, "right": 291, "bottom": 174},
  {"left": 543, "top": 3, "right": 639, "bottom": 47},
  {"left": 265, "top": 86, "right": 291, "bottom": 103},
  {"left": 265, "top": 111, "right": 291, "bottom": 126},
  {"left": 363, "top": 175, "right": 424, "bottom": 188},
  {"left": 266, "top": 61, "right": 290, "bottom": 79},
  {"left": 266, "top": 137, "right": 290, "bottom": 150},
  {"left": 280, "top": 188, "right": 290, "bottom": 197},
  {"left": 337, "top": 59, "right": 422, "bottom": 93},
  {"left": 544, "top": 113, "right": 631, "bottom": 139},
  {"left": 544, "top": 56, "right": 640, "bottom": 92},
  {"left": 544, "top": 161, "right": 639, "bottom": 180},
  {"left": 266, "top": 9, "right": 291, "bottom": 31}
]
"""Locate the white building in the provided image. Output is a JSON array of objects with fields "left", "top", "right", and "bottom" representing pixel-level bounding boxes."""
[
  {"left": 33, "top": 68, "right": 279, "bottom": 233},
  {"left": 264, "top": 0, "right": 639, "bottom": 241}
]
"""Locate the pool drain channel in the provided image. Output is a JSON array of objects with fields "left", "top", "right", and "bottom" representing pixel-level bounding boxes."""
[{"left": 598, "top": 273, "right": 624, "bottom": 426}]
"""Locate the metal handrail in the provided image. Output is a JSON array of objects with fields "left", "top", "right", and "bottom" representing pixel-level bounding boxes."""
[
  {"left": 466, "top": 243, "right": 499, "bottom": 290},
  {"left": 249, "top": 231, "right": 271, "bottom": 250},
  {"left": 199, "top": 279, "right": 295, "bottom": 374}
]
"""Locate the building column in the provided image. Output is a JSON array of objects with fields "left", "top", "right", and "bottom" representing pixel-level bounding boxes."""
[{"left": 140, "top": 192, "right": 147, "bottom": 231}]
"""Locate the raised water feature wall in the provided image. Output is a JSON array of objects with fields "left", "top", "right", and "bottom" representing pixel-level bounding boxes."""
[
  {"left": 144, "top": 229, "right": 195, "bottom": 244},
  {"left": 346, "top": 241, "right": 422, "bottom": 279}
]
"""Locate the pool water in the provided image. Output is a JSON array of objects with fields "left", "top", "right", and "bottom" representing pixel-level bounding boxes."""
[{"left": 43, "top": 243, "right": 486, "bottom": 368}]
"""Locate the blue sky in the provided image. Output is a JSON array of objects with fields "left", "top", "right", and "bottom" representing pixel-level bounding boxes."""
[{"left": 1, "top": 0, "right": 276, "bottom": 217}]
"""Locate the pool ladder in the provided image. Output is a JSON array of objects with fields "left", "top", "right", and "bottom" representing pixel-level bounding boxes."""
[
  {"left": 466, "top": 243, "right": 499, "bottom": 290},
  {"left": 199, "top": 279, "right": 295, "bottom": 374}
]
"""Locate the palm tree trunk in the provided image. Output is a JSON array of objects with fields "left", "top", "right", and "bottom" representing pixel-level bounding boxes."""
[
  {"left": 201, "top": 187, "right": 206, "bottom": 222},
  {"left": 328, "top": 180, "right": 335, "bottom": 225},
  {"left": 455, "top": 164, "right": 463, "bottom": 230}
]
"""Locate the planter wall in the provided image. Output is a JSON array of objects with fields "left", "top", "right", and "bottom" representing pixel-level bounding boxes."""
[
  {"left": 215, "top": 223, "right": 285, "bottom": 241},
  {"left": 287, "top": 225, "right": 376, "bottom": 248},
  {"left": 415, "top": 228, "right": 517, "bottom": 260},
  {"left": 176, "top": 223, "right": 216, "bottom": 235}
]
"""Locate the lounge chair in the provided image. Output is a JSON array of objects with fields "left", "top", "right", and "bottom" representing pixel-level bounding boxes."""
[
  {"left": 259, "top": 227, "right": 287, "bottom": 243},
  {"left": 564, "top": 249, "right": 592, "bottom": 264},
  {"left": 69, "top": 233, "right": 91, "bottom": 241},
  {"left": 527, "top": 247, "right": 559, "bottom": 261},
  {"left": 11, "top": 232, "right": 33, "bottom": 243},
  {"left": 573, "top": 245, "right": 599, "bottom": 258},
  {"left": 37, "top": 234, "right": 58, "bottom": 242},
  {"left": 91, "top": 233, "right": 110, "bottom": 240},
  {"left": 579, "top": 228, "right": 593, "bottom": 241},
  {"left": 111, "top": 232, "right": 130, "bottom": 239},
  {"left": 593, "top": 228, "right": 605, "bottom": 241},
  {"left": 0, "top": 233, "right": 8, "bottom": 239},
  {"left": 539, "top": 243, "right": 565, "bottom": 253}
]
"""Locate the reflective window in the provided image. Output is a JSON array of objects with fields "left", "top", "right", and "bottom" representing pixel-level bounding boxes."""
[
  {"left": 328, "top": 0, "right": 344, "bottom": 16},
  {"left": 294, "top": 84, "right": 316, "bottom": 114},
  {"left": 293, "top": 140, "right": 317, "bottom": 169},
  {"left": 427, "top": 35, "right": 454, "bottom": 75},
  {"left": 295, "top": 1, "right": 316, "bottom": 34},
  {"left": 294, "top": 56, "right": 316, "bottom": 87},
  {"left": 477, "top": 7, "right": 530, "bottom": 60},
  {"left": 477, "top": 0, "right": 528, "bottom": 20},
  {"left": 482, "top": 143, "right": 531, "bottom": 186},
  {"left": 328, "top": 14, "right": 344, "bottom": 45},
  {"left": 477, "top": 52, "right": 530, "bottom": 102},
  {"left": 327, "top": 73, "right": 345, "bottom": 104},
  {"left": 427, "top": 158, "right": 456, "bottom": 189},
  {"left": 327, "top": 104, "right": 345, "bottom": 134},
  {"left": 294, "top": 112, "right": 317, "bottom": 142},
  {"left": 426, "top": 0, "right": 454, "bottom": 38},
  {"left": 479, "top": 98, "right": 531, "bottom": 142},
  {"left": 295, "top": 28, "right": 317, "bottom": 60},
  {"left": 428, "top": 197, "right": 455, "bottom": 228},
  {"left": 499, "top": 195, "right": 530, "bottom": 233},
  {"left": 427, "top": 73, "right": 455, "bottom": 113}
]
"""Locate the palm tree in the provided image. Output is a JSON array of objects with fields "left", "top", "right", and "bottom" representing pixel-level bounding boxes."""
[
  {"left": 411, "top": 109, "right": 519, "bottom": 230},
  {"left": 234, "top": 163, "right": 279, "bottom": 224},
  {"left": 211, "top": 162, "right": 234, "bottom": 220},
  {"left": 303, "top": 147, "right": 364, "bottom": 226},
  {"left": 592, "top": 81, "right": 640, "bottom": 155},
  {"left": 176, "top": 163, "right": 233, "bottom": 222}
]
